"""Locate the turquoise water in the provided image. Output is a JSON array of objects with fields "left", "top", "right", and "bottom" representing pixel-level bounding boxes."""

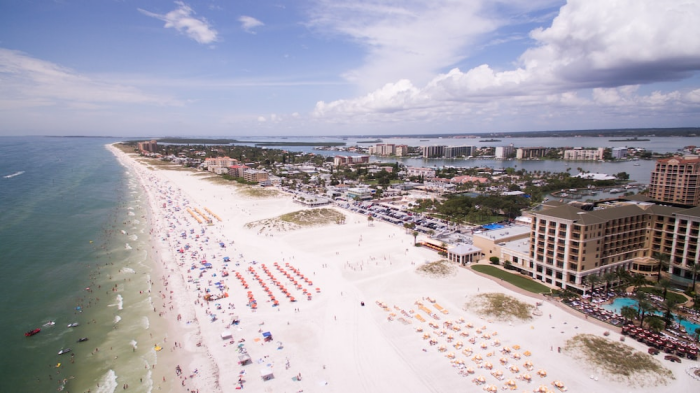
[
  {"left": 0, "top": 137, "right": 166, "bottom": 392},
  {"left": 602, "top": 298, "right": 700, "bottom": 334}
]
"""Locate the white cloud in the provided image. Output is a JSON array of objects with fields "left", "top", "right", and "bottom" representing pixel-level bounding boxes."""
[
  {"left": 0, "top": 48, "right": 181, "bottom": 109},
  {"left": 239, "top": 16, "right": 264, "bottom": 34},
  {"left": 306, "top": 0, "right": 498, "bottom": 91},
  {"left": 258, "top": 116, "right": 267, "bottom": 122},
  {"left": 522, "top": 0, "right": 700, "bottom": 87},
  {"left": 311, "top": 0, "right": 700, "bottom": 127},
  {"left": 139, "top": 1, "right": 218, "bottom": 44}
]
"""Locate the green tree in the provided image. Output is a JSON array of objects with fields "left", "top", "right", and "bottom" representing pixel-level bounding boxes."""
[
  {"left": 653, "top": 252, "right": 671, "bottom": 282},
  {"left": 690, "top": 263, "right": 699, "bottom": 299},
  {"left": 656, "top": 278, "right": 672, "bottom": 300},
  {"left": 412, "top": 231, "right": 419, "bottom": 246},
  {"left": 661, "top": 298, "right": 681, "bottom": 329},
  {"left": 367, "top": 215, "right": 374, "bottom": 226},
  {"left": 630, "top": 274, "right": 649, "bottom": 292},
  {"left": 583, "top": 274, "right": 601, "bottom": 294},
  {"left": 620, "top": 305, "right": 637, "bottom": 325},
  {"left": 603, "top": 271, "right": 617, "bottom": 292},
  {"left": 489, "top": 256, "right": 500, "bottom": 265},
  {"left": 646, "top": 316, "right": 665, "bottom": 332}
]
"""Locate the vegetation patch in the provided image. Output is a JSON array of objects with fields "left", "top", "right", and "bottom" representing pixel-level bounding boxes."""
[
  {"left": 239, "top": 187, "right": 280, "bottom": 198},
  {"left": 245, "top": 208, "right": 345, "bottom": 233},
  {"left": 564, "top": 334, "right": 673, "bottom": 387},
  {"left": 464, "top": 293, "right": 533, "bottom": 321},
  {"left": 416, "top": 260, "right": 457, "bottom": 278},
  {"left": 471, "top": 265, "right": 551, "bottom": 294},
  {"left": 203, "top": 176, "right": 242, "bottom": 186},
  {"left": 637, "top": 286, "right": 688, "bottom": 304}
]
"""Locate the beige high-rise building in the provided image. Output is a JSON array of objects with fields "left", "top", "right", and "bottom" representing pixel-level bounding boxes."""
[
  {"left": 648, "top": 156, "right": 700, "bottom": 206},
  {"left": 525, "top": 201, "right": 700, "bottom": 292}
]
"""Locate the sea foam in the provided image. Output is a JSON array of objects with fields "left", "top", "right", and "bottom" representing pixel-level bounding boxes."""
[{"left": 95, "top": 370, "right": 118, "bottom": 393}]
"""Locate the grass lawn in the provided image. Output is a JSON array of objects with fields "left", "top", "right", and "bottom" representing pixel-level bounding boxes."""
[
  {"left": 471, "top": 265, "right": 551, "bottom": 294},
  {"left": 637, "top": 286, "right": 687, "bottom": 304}
]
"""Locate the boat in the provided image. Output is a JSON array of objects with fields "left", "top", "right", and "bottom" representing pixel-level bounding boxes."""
[
  {"left": 44, "top": 321, "right": 55, "bottom": 327},
  {"left": 58, "top": 348, "right": 71, "bottom": 355},
  {"left": 77, "top": 337, "right": 89, "bottom": 343},
  {"left": 609, "top": 189, "right": 622, "bottom": 194},
  {"left": 25, "top": 328, "right": 41, "bottom": 337},
  {"left": 67, "top": 322, "right": 79, "bottom": 328}
]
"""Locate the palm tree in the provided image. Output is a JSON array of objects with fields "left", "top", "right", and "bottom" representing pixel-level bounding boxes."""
[
  {"left": 616, "top": 268, "right": 632, "bottom": 289},
  {"left": 630, "top": 274, "right": 649, "bottom": 292},
  {"left": 638, "top": 299, "right": 656, "bottom": 327},
  {"left": 653, "top": 252, "right": 671, "bottom": 282},
  {"left": 620, "top": 305, "right": 638, "bottom": 325},
  {"left": 602, "top": 272, "right": 617, "bottom": 292},
  {"left": 367, "top": 215, "right": 374, "bottom": 226},
  {"left": 646, "top": 316, "right": 665, "bottom": 333},
  {"left": 656, "top": 279, "right": 672, "bottom": 300},
  {"left": 412, "top": 231, "right": 419, "bottom": 246},
  {"left": 583, "top": 274, "right": 601, "bottom": 294},
  {"left": 690, "top": 263, "right": 699, "bottom": 299},
  {"left": 661, "top": 298, "right": 681, "bottom": 329}
]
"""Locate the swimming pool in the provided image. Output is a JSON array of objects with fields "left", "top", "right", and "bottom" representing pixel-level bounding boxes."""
[{"left": 602, "top": 297, "right": 700, "bottom": 334}]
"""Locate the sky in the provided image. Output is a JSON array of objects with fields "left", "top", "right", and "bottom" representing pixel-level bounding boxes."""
[{"left": 1, "top": 0, "right": 700, "bottom": 137}]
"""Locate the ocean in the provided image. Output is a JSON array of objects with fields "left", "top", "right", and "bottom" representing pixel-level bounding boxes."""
[{"left": 0, "top": 137, "right": 168, "bottom": 392}]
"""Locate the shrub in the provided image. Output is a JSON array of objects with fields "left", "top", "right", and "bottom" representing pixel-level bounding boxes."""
[{"left": 489, "top": 256, "right": 500, "bottom": 265}]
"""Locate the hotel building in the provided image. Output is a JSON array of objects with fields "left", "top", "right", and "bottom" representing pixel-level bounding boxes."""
[
  {"left": 521, "top": 200, "right": 700, "bottom": 292},
  {"left": 648, "top": 156, "right": 700, "bottom": 206}
]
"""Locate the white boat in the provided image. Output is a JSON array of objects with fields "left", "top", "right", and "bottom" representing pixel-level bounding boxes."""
[
  {"left": 609, "top": 189, "right": 622, "bottom": 194},
  {"left": 3, "top": 171, "right": 24, "bottom": 179},
  {"left": 44, "top": 321, "right": 55, "bottom": 327},
  {"left": 67, "top": 322, "right": 79, "bottom": 328},
  {"left": 58, "top": 348, "right": 71, "bottom": 355}
]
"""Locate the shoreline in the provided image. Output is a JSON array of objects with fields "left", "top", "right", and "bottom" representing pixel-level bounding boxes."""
[{"left": 109, "top": 144, "right": 695, "bottom": 393}]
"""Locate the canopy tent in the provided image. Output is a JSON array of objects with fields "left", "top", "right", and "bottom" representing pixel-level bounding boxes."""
[
  {"left": 220, "top": 331, "right": 232, "bottom": 340},
  {"left": 260, "top": 367, "right": 274, "bottom": 381},
  {"left": 238, "top": 354, "right": 251, "bottom": 365}
]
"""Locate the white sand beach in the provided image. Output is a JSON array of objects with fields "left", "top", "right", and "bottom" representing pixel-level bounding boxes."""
[{"left": 109, "top": 145, "right": 696, "bottom": 393}]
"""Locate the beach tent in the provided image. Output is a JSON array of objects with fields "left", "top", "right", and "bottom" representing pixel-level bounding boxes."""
[
  {"left": 220, "top": 331, "right": 232, "bottom": 340},
  {"left": 232, "top": 315, "right": 240, "bottom": 325},
  {"left": 262, "top": 331, "right": 273, "bottom": 342},
  {"left": 260, "top": 367, "right": 274, "bottom": 381},
  {"left": 238, "top": 354, "right": 252, "bottom": 365}
]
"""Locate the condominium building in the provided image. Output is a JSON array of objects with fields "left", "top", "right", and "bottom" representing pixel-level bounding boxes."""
[
  {"left": 333, "top": 155, "right": 370, "bottom": 166},
  {"left": 494, "top": 144, "right": 515, "bottom": 159},
  {"left": 228, "top": 164, "right": 249, "bottom": 178},
  {"left": 205, "top": 156, "right": 238, "bottom": 172},
  {"left": 444, "top": 146, "right": 473, "bottom": 158},
  {"left": 516, "top": 147, "right": 548, "bottom": 159},
  {"left": 563, "top": 148, "right": 604, "bottom": 161},
  {"left": 611, "top": 147, "right": 628, "bottom": 160},
  {"left": 369, "top": 144, "right": 395, "bottom": 156},
  {"left": 648, "top": 156, "right": 700, "bottom": 206},
  {"left": 242, "top": 169, "right": 269, "bottom": 183},
  {"left": 523, "top": 200, "right": 700, "bottom": 292},
  {"left": 422, "top": 145, "right": 445, "bottom": 158},
  {"left": 406, "top": 166, "right": 436, "bottom": 179},
  {"left": 394, "top": 145, "right": 409, "bottom": 157},
  {"left": 137, "top": 139, "right": 158, "bottom": 153}
]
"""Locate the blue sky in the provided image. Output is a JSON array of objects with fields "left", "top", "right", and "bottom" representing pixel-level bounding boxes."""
[{"left": 1, "top": 0, "right": 699, "bottom": 136}]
